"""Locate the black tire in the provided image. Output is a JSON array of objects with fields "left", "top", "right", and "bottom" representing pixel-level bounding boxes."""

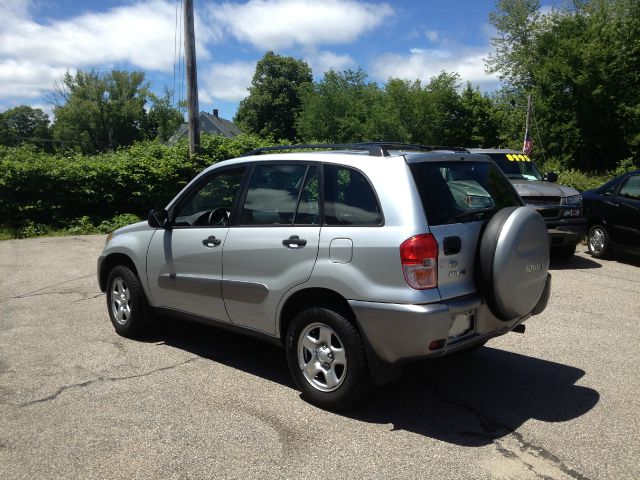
[
  {"left": 286, "top": 307, "right": 371, "bottom": 410},
  {"left": 587, "top": 224, "right": 610, "bottom": 259},
  {"left": 106, "top": 265, "right": 151, "bottom": 338},
  {"left": 551, "top": 244, "right": 577, "bottom": 261}
]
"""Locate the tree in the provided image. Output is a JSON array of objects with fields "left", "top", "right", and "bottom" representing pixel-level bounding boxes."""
[
  {"left": 234, "top": 51, "right": 312, "bottom": 141},
  {"left": 486, "top": 0, "right": 543, "bottom": 90},
  {"left": 458, "top": 83, "right": 501, "bottom": 148},
  {"left": 296, "top": 69, "right": 386, "bottom": 143},
  {"left": 51, "top": 70, "right": 150, "bottom": 152},
  {"left": 142, "top": 88, "right": 185, "bottom": 142},
  {"left": 487, "top": 0, "right": 640, "bottom": 170},
  {"left": 0, "top": 105, "right": 51, "bottom": 149}
]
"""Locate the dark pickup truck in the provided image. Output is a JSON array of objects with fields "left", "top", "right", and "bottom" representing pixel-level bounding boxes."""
[{"left": 469, "top": 148, "right": 586, "bottom": 260}]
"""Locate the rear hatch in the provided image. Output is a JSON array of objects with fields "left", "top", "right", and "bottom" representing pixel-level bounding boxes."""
[{"left": 408, "top": 156, "right": 523, "bottom": 300}]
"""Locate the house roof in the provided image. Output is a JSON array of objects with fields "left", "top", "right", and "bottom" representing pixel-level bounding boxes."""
[
  {"left": 168, "top": 110, "right": 241, "bottom": 144},
  {"left": 200, "top": 111, "right": 242, "bottom": 138}
]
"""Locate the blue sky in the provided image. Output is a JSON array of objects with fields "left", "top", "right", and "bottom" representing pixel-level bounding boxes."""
[{"left": 0, "top": 0, "right": 557, "bottom": 121}]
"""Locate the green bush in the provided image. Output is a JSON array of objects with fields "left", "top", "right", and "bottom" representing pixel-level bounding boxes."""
[
  {"left": 556, "top": 157, "right": 638, "bottom": 192},
  {"left": 97, "top": 213, "right": 142, "bottom": 233},
  {"left": 0, "top": 134, "right": 273, "bottom": 229}
]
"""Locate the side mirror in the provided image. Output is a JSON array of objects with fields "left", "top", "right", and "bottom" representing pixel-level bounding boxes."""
[
  {"left": 148, "top": 209, "right": 171, "bottom": 229},
  {"left": 544, "top": 171, "right": 558, "bottom": 183}
]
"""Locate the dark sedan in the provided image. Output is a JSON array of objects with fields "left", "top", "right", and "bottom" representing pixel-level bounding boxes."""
[{"left": 582, "top": 170, "right": 640, "bottom": 258}]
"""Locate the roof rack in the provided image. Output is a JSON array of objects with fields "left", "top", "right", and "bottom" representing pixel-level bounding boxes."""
[{"left": 241, "top": 142, "right": 469, "bottom": 158}]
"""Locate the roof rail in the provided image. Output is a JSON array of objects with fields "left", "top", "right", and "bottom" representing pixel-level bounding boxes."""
[
  {"left": 240, "top": 142, "right": 469, "bottom": 158},
  {"left": 240, "top": 143, "right": 387, "bottom": 157},
  {"left": 360, "top": 142, "right": 469, "bottom": 153}
]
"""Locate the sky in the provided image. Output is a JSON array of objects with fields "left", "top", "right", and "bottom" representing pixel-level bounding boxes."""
[{"left": 0, "top": 0, "right": 556, "bottom": 121}]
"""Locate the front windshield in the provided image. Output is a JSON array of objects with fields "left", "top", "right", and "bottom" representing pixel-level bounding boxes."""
[{"left": 485, "top": 153, "right": 543, "bottom": 181}]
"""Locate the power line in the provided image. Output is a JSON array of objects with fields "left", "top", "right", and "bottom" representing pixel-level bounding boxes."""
[{"left": 173, "top": 0, "right": 179, "bottom": 104}]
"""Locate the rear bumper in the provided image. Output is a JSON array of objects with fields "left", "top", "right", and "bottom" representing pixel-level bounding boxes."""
[{"left": 349, "top": 274, "right": 551, "bottom": 364}]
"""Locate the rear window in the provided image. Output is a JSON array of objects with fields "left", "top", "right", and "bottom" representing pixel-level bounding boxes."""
[{"left": 409, "top": 161, "right": 522, "bottom": 226}]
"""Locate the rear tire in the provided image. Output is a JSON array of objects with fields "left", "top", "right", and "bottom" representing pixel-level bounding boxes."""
[
  {"left": 286, "top": 307, "right": 371, "bottom": 410},
  {"left": 587, "top": 224, "right": 610, "bottom": 259},
  {"left": 106, "top": 265, "right": 150, "bottom": 338},
  {"left": 551, "top": 244, "right": 576, "bottom": 261}
]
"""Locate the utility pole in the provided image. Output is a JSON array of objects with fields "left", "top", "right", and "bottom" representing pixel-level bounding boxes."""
[
  {"left": 184, "top": 0, "right": 200, "bottom": 156},
  {"left": 523, "top": 94, "right": 532, "bottom": 155}
]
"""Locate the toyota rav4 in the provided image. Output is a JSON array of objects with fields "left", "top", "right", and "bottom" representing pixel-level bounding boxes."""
[{"left": 97, "top": 143, "right": 552, "bottom": 410}]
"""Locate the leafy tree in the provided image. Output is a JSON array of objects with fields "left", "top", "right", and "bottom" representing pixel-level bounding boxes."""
[
  {"left": 51, "top": 70, "right": 150, "bottom": 152},
  {"left": 458, "top": 83, "right": 501, "bottom": 148},
  {"left": 234, "top": 51, "right": 313, "bottom": 141},
  {"left": 142, "top": 88, "right": 185, "bottom": 142},
  {"left": 0, "top": 105, "right": 51, "bottom": 149},
  {"left": 486, "top": 0, "right": 543, "bottom": 90},
  {"left": 487, "top": 0, "right": 640, "bottom": 170},
  {"left": 296, "top": 69, "right": 386, "bottom": 143}
]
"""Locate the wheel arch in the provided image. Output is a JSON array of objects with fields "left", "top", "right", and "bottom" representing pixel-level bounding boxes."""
[
  {"left": 278, "top": 287, "right": 355, "bottom": 342},
  {"left": 99, "top": 253, "right": 140, "bottom": 292},
  {"left": 587, "top": 217, "right": 609, "bottom": 230},
  {"left": 278, "top": 287, "right": 401, "bottom": 386}
]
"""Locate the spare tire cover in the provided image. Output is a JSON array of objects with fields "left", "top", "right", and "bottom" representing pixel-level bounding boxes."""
[{"left": 478, "top": 206, "right": 549, "bottom": 321}]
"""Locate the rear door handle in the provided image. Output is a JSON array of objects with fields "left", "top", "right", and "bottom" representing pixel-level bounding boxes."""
[
  {"left": 282, "top": 235, "right": 307, "bottom": 248},
  {"left": 202, "top": 236, "right": 222, "bottom": 247}
]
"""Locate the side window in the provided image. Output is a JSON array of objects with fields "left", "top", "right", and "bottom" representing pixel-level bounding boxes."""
[
  {"left": 173, "top": 168, "right": 244, "bottom": 227},
  {"left": 324, "top": 165, "right": 382, "bottom": 226},
  {"left": 619, "top": 175, "right": 640, "bottom": 200},
  {"left": 240, "top": 164, "right": 319, "bottom": 225}
]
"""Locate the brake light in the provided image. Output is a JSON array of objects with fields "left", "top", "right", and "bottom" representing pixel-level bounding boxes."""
[{"left": 400, "top": 234, "right": 438, "bottom": 289}]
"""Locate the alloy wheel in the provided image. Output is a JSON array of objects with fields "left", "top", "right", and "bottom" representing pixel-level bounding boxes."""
[
  {"left": 297, "top": 322, "right": 347, "bottom": 392},
  {"left": 110, "top": 277, "right": 131, "bottom": 325}
]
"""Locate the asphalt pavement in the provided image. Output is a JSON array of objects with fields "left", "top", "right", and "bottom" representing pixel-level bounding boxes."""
[{"left": 1, "top": 235, "right": 639, "bottom": 479}]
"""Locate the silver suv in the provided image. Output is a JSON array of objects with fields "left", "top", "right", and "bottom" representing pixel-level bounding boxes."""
[{"left": 97, "top": 143, "right": 552, "bottom": 410}]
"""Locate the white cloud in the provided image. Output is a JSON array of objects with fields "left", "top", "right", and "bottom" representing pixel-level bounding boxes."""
[
  {"left": 305, "top": 51, "right": 355, "bottom": 75},
  {"left": 0, "top": 0, "right": 217, "bottom": 101},
  {"left": 425, "top": 29, "right": 439, "bottom": 42},
  {"left": 207, "top": 0, "right": 394, "bottom": 50},
  {"left": 371, "top": 47, "right": 500, "bottom": 88},
  {"left": 0, "top": 59, "right": 69, "bottom": 99},
  {"left": 200, "top": 61, "right": 256, "bottom": 102},
  {"left": 0, "top": 1, "right": 180, "bottom": 71}
]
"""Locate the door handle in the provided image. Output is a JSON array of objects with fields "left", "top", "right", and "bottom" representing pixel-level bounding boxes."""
[
  {"left": 603, "top": 199, "right": 619, "bottom": 207},
  {"left": 202, "top": 236, "right": 222, "bottom": 247},
  {"left": 282, "top": 235, "right": 307, "bottom": 248}
]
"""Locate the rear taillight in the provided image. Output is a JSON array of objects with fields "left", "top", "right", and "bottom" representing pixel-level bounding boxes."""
[{"left": 400, "top": 233, "right": 438, "bottom": 290}]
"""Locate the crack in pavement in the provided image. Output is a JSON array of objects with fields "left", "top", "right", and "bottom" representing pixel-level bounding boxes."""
[
  {"left": 16, "top": 357, "right": 199, "bottom": 408},
  {"left": 72, "top": 293, "right": 103, "bottom": 303},
  {"left": 415, "top": 378, "right": 589, "bottom": 480},
  {"left": 0, "top": 274, "right": 94, "bottom": 303}
]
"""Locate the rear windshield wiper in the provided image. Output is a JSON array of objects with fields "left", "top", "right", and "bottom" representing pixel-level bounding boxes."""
[{"left": 450, "top": 207, "right": 496, "bottom": 222}]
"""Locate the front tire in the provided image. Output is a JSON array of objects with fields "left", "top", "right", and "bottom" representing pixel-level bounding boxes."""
[
  {"left": 286, "top": 307, "right": 371, "bottom": 410},
  {"left": 106, "top": 265, "right": 150, "bottom": 338},
  {"left": 587, "top": 224, "right": 610, "bottom": 258}
]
